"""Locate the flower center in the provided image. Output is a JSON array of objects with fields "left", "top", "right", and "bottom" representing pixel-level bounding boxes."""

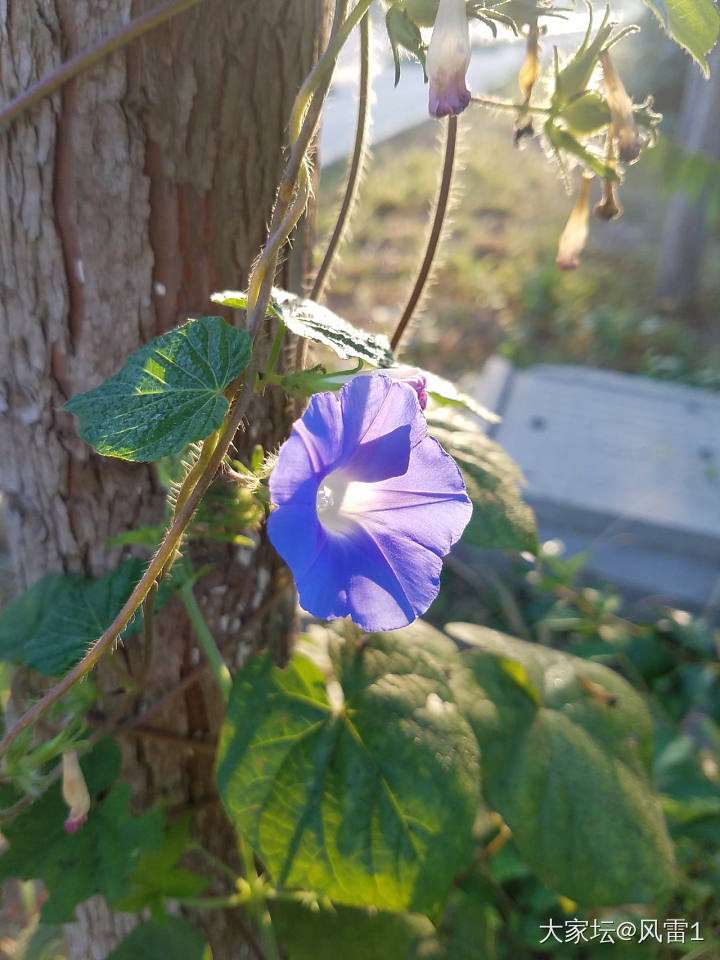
[
  {"left": 316, "top": 473, "right": 350, "bottom": 535},
  {"left": 316, "top": 472, "right": 373, "bottom": 536}
]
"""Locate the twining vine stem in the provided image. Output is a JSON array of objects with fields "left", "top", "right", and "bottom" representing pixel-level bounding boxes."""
[
  {"left": 390, "top": 115, "right": 458, "bottom": 353},
  {"left": 0, "top": 0, "right": 361, "bottom": 760},
  {"left": 311, "top": 9, "right": 372, "bottom": 302},
  {"left": 0, "top": 0, "right": 206, "bottom": 131}
]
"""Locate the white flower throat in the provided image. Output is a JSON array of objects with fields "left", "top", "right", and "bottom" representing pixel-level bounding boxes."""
[{"left": 316, "top": 471, "right": 375, "bottom": 535}]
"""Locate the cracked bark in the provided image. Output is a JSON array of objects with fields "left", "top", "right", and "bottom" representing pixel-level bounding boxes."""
[{"left": 0, "top": 1, "right": 331, "bottom": 956}]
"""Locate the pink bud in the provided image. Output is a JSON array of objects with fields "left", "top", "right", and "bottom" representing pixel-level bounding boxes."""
[
  {"left": 62, "top": 751, "right": 90, "bottom": 833},
  {"left": 427, "top": 0, "right": 471, "bottom": 118},
  {"left": 388, "top": 366, "right": 428, "bottom": 410}
]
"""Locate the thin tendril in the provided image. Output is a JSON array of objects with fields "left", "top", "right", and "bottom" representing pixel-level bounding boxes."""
[
  {"left": 311, "top": 10, "right": 372, "bottom": 302},
  {"left": 390, "top": 115, "right": 458, "bottom": 354}
]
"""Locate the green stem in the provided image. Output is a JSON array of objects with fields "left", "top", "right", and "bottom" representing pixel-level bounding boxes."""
[
  {"left": 240, "top": 837, "right": 281, "bottom": 960},
  {"left": 289, "top": 0, "right": 374, "bottom": 143},
  {"left": 311, "top": 9, "right": 372, "bottom": 302},
  {"left": 0, "top": 0, "right": 206, "bottom": 131},
  {"left": 0, "top": 369, "right": 258, "bottom": 758},
  {"left": 390, "top": 115, "right": 458, "bottom": 354},
  {"left": 246, "top": 0, "right": 351, "bottom": 336},
  {"left": 471, "top": 94, "right": 551, "bottom": 115},
  {"left": 180, "top": 573, "right": 231, "bottom": 702},
  {"left": 263, "top": 320, "right": 287, "bottom": 377}
]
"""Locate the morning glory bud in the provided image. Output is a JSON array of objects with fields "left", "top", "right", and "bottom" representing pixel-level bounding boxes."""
[
  {"left": 556, "top": 172, "right": 593, "bottom": 270},
  {"left": 62, "top": 750, "right": 90, "bottom": 833},
  {"left": 427, "top": 0, "right": 471, "bottom": 118},
  {"left": 599, "top": 50, "right": 643, "bottom": 164}
]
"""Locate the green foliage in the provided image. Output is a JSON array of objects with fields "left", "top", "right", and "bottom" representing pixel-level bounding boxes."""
[
  {"left": 212, "top": 288, "right": 395, "bottom": 367},
  {"left": 271, "top": 900, "right": 439, "bottom": 960},
  {"left": 0, "top": 740, "right": 163, "bottom": 923},
  {"left": 217, "top": 628, "right": 480, "bottom": 914},
  {"left": 426, "top": 409, "right": 538, "bottom": 554},
  {"left": 422, "top": 369, "right": 500, "bottom": 423},
  {"left": 385, "top": 7, "right": 427, "bottom": 86},
  {"left": 642, "top": 0, "right": 720, "bottom": 72},
  {"left": 0, "top": 558, "right": 168, "bottom": 677},
  {"left": 114, "top": 819, "right": 209, "bottom": 917},
  {"left": 447, "top": 623, "right": 677, "bottom": 905},
  {"left": 65, "top": 316, "right": 252, "bottom": 461},
  {"left": 0, "top": 574, "right": 78, "bottom": 665},
  {"left": 107, "top": 917, "right": 209, "bottom": 960}
]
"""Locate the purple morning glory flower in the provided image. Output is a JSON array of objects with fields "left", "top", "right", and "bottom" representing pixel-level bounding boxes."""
[{"left": 268, "top": 373, "right": 472, "bottom": 632}]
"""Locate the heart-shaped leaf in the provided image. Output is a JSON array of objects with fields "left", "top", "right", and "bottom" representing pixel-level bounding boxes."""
[
  {"left": 65, "top": 316, "right": 251, "bottom": 461},
  {"left": 217, "top": 627, "right": 479, "bottom": 913},
  {"left": 446, "top": 623, "right": 677, "bottom": 905}
]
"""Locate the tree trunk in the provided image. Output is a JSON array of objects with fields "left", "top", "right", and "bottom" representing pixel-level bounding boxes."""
[
  {"left": 0, "top": 1, "right": 331, "bottom": 957},
  {"left": 655, "top": 47, "right": 720, "bottom": 307}
]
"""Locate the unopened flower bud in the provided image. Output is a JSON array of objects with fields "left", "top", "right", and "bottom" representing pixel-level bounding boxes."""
[
  {"left": 62, "top": 750, "right": 90, "bottom": 834},
  {"left": 427, "top": 0, "right": 471, "bottom": 118},
  {"left": 593, "top": 176, "right": 622, "bottom": 221},
  {"left": 518, "top": 26, "right": 540, "bottom": 104},
  {"left": 556, "top": 172, "right": 593, "bottom": 270},
  {"left": 599, "top": 50, "right": 643, "bottom": 164},
  {"left": 388, "top": 366, "right": 428, "bottom": 410}
]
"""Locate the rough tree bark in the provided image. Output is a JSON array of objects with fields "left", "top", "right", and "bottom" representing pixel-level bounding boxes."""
[
  {"left": 655, "top": 47, "right": 720, "bottom": 307},
  {"left": 0, "top": 1, "right": 331, "bottom": 956}
]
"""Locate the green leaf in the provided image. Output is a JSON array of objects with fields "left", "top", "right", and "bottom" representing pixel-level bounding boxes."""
[
  {"left": 272, "top": 900, "right": 439, "bottom": 960},
  {"left": 385, "top": 7, "right": 428, "bottom": 86},
  {"left": 65, "top": 316, "right": 251, "bottom": 461},
  {"left": 445, "top": 623, "right": 677, "bottom": 905},
  {"left": 0, "top": 574, "right": 80, "bottom": 664},
  {"left": 22, "top": 559, "right": 168, "bottom": 677},
  {"left": 212, "top": 288, "right": 395, "bottom": 367},
  {"left": 426, "top": 409, "right": 537, "bottom": 554},
  {"left": 0, "top": 740, "right": 163, "bottom": 923},
  {"left": 107, "top": 917, "right": 208, "bottom": 960},
  {"left": 114, "top": 819, "right": 209, "bottom": 914},
  {"left": 642, "top": 0, "right": 719, "bottom": 73},
  {"left": 421, "top": 369, "right": 500, "bottom": 424},
  {"left": 217, "top": 627, "right": 480, "bottom": 914}
]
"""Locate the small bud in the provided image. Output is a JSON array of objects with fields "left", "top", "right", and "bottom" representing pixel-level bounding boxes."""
[
  {"left": 62, "top": 750, "right": 90, "bottom": 834},
  {"left": 556, "top": 172, "right": 593, "bottom": 270},
  {"left": 593, "top": 175, "right": 622, "bottom": 221},
  {"left": 518, "top": 26, "right": 540, "bottom": 104},
  {"left": 427, "top": 0, "right": 471, "bottom": 118},
  {"left": 387, "top": 366, "right": 428, "bottom": 410},
  {"left": 599, "top": 50, "right": 643, "bottom": 164}
]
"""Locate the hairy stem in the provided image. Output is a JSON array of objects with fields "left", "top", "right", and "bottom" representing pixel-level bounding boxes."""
[
  {"left": 246, "top": 0, "right": 351, "bottom": 335},
  {"left": 0, "top": 375, "right": 257, "bottom": 757},
  {"left": 0, "top": 0, "right": 358, "bottom": 759},
  {"left": 390, "top": 115, "right": 458, "bottom": 354},
  {"left": 0, "top": 0, "right": 206, "bottom": 131},
  {"left": 310, "top": 9, "right": 372, "bottom": 301}
]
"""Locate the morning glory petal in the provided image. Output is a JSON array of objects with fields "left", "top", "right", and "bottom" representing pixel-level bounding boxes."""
[
  {"left": 267, "top": 506, "right": 326, "bottom": 582},
  {"left": 339, "top": 375, "right": 425, "bottom": 481},
  {"left": 269, "top": 390, "right": 343, "bottom": 505},
  {"left": 295, "top": 523, "right": 417, "bottom": 631},
  {"left": 356, "top": 436, "right": 473, "bottom": 557},
  {"left": 267, "top": 373, "right": 472, "bottom": 632}
]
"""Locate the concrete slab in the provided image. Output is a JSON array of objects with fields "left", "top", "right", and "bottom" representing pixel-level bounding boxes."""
[{"left": 466, "top": 358, "right": 720, "bottom": 614}]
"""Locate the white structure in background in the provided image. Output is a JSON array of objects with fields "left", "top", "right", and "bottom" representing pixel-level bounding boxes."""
[{"left": 469, "top": 357, "right": 720, "bottom": 615}]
